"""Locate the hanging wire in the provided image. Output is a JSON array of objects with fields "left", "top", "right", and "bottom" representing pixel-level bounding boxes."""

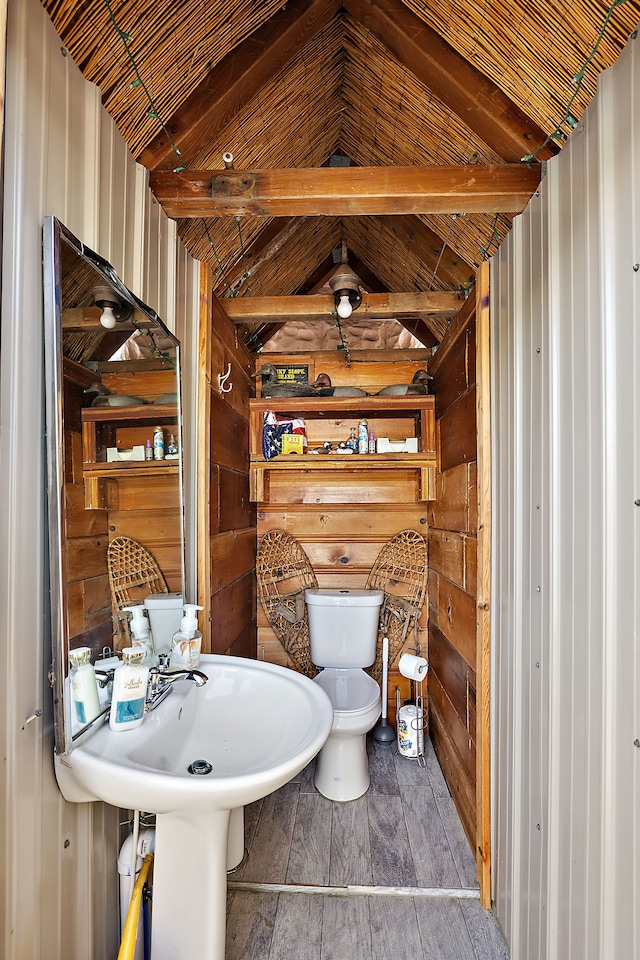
[
  {"left": 127, "top": 315, "right": 176, "bottom": 368},
  {"left": 522, "top": 0, "right": 630, "bottom": 162},
  {"left": 428, "top": 215, "right": 458, "bottom": 290},
  {"left": 334, "top": 312, "right": 351, "bottom": 363},
  {"left": 103, "top": 0, "right": 185, "bottom": 172},
  {"left": 235, "top": 217, "right": 251, "bottom": 296},
  {"left": 479, "top": 214, "right": 502, "bottom": 261},
  {"left": 203, "top": 220, "right": 234, "bottom": 295}
]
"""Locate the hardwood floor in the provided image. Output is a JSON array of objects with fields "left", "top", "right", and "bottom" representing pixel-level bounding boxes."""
[{"left": 226, "top": 737, "right": 509, "bottom": 959}]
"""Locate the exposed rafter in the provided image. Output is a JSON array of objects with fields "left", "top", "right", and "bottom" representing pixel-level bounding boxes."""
[
  {"left": 223, "top": 217, "right": 308, "bottom": 296},
  {"left": 137, "top": 0, "right": 343, "bottom": 171},
  {"left": 343, "top": 0, "right": 555, "bottom": 163},
  {"left": 150, "top": 165, "right": 542, "bottom": 218},
  {"left": 221, "top": 291, "right": 461, "bottom": 325},
  {"left": 382, "top": 215, "right": 476, "bottom": 286}
]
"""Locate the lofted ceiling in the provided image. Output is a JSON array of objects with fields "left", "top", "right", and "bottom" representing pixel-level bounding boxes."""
[{"left": 41, "top": 0, "right": 639, "bottom": 352}]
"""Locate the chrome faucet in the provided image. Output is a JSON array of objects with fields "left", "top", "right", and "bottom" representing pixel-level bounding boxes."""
[{"left": 146, "top": 666, "right": 208, "bottom": 711}]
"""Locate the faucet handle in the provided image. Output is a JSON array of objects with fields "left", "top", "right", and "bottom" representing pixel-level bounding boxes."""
[{"left": 157, "top": 653, "right": 171, "bottom": 668}]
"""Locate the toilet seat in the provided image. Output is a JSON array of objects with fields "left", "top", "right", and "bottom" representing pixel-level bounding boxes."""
[{"left": 314, "top": 668, "right": 380, "bottom": 714}]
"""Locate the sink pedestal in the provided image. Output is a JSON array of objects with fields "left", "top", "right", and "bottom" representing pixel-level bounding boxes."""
[{"left": 151, "top": 808, "right": 231, "bottom": 960}]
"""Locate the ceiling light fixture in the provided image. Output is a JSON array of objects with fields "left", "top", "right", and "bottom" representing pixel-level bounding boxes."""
[
  {"left": 92, "top": 285, "right": 133, "bottom": 330},
  {"left": 328, "top": 262, "right": 362, "bottom": 320}
]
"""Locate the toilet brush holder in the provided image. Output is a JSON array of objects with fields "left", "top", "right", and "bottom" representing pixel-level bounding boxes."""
[{"left": 372, "top": 636, "right": 395, "bottom": 743}]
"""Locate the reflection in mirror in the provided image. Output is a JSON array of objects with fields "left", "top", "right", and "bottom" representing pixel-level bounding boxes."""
[{"left": 43, "top": 217, "right": 184, "bottom": 755}]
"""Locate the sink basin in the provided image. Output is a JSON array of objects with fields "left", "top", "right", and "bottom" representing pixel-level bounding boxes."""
[
  {"left": 56, "top": 654, "right": 332, "bottom": 813},
  {"left": 55, "top": 654, "right": 333, "bottom": 960}
]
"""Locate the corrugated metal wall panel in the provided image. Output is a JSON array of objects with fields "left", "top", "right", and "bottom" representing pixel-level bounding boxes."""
[
  {"left": 0, "top": 1, "right": 199, "bottom": 958},
  {"left": 491, "top": 25, "right": 639, "bottom": 960},
  {"left": 597, "top": 34, "right": 640, "bottom": 959}
]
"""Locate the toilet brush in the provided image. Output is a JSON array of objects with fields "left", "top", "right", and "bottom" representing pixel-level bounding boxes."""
[{"left": 372, "top": 636, "right": 395, "bottom": 743}]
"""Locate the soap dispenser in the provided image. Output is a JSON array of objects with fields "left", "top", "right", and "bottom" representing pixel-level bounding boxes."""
[
  {"left": 110, "top": 648, "right": 149, "bottom": 732},
  {"left": 123, "top": 604, "right": 157, "bottom": 667},
  {"left": 170, "top": 603, "right": 204, "bottom": 670}
]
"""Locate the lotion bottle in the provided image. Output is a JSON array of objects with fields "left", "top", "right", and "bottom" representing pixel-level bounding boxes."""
[
  {"left": 69, "top": 646, "right": 101, "bottom": 726},
  {"left": 170, "top": 603, "right": 204, "bottom": 670},
  {"left": 110, "top": 648, "right": 149, "bottom": 731},
  {"left": 123, "top": 604, "right": 157, "bottom": 667}
]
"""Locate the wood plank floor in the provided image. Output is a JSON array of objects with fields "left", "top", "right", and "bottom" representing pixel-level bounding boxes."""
[{"left": 226, "top": 737, "right": 509, "bottom": 959}]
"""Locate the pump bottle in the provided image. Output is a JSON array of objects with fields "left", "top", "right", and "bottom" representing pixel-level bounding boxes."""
[
  {"left": 69, "top": 646, "right": 101, "bottom": 727},
  {"left": 170, "top": 603, "right": 204, "bottom": 670},
  {"left": 122, "top": 604, "right": 157, "bottom": 667},
  {"left": 110, "top": 648, "right": 149, "bottom": 731}
]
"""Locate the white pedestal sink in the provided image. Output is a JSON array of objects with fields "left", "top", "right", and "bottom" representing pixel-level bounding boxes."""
[{"left": 55, "top": 654, "right": 333, "bottom": 960}]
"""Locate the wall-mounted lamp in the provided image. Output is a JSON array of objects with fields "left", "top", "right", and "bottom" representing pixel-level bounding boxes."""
[
  {"left": 92, "top": 284, "right": 133, "bottom": 330},
  {"left": 328, "top": 263, "right": 362, "bottom": 320}
]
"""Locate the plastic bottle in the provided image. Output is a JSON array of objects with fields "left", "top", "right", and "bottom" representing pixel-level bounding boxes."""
[
  {"left": 122, "top": 605, "right": 157, "bottom": 667},
  {"left": 69, "top": 646, "right": 101, "bottom": 726},
  {"left": 368, "top": 429, "right": 376, "bottom": 454},
  {"left": 153, "top": 425, "right": 164, "bottom": 460},
  {"left": 170, "top": 603, "right": 204, "bottom": 670},
  {"left": 166, "top": 434, "right": 179, "bottom": 458},
  {"left": 145, "top": 439, "right": 153, "bottom": 460},
  {"left": 358, "top": 418, "right": 369, "bottom": 454},
  {"left": 110, "top": 648, "right": 149, "bottom": 732},
  {"left": 346, "top": 427, "right": 358, "bottom": 453}
]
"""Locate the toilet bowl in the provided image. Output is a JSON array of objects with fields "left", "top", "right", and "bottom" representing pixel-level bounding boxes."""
[
  {"left": 313, "top": 668, "right": 381, "bottom": 801},
  {"left": 305, "top": 588, "right": 384, "bottom": 802}
]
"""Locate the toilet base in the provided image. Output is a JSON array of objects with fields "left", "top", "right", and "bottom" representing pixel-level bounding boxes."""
[{"left": 314, "top": 732, "right": 371, "bottom": 802}]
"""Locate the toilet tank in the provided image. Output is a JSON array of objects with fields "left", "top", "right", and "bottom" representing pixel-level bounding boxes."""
[
  {"left": 144, "top": 593, "right": 183, "bottom": 654},
  {"left": 305, "top": 589, "right": 384, "bottom": 668}
]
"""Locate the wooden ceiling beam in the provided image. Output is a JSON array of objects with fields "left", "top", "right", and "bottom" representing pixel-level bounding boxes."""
[
  {"left": 136, "top": 0, "right": 342, "bottom": 171},
  {"left": 345, "top": 0, "right": 555, "bottom": 163},
  {"left": 150, "top": 165, "right": 542, "bottom": 218},
  {"left": 221, "top": 291, "right": 461, "bottom": 325}
]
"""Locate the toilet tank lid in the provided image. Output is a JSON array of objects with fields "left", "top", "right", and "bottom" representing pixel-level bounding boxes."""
[
  {"left": 305, "top": 588, "right": 384, "bottom": 607},
  {"left": 144, "top": 592, "right": 184, "bottom": 608}
]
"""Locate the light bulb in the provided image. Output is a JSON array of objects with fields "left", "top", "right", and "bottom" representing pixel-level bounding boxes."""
[
  {"left": 336, "top": 294, "right": 352, "bottom": 319},
  {"left": 99, "top": 305, "right": 117, "bottom": 329}
]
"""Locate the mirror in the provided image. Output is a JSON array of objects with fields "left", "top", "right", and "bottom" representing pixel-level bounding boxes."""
[{"left": 43, "top": 217, "right": 185, "bottom": 755}]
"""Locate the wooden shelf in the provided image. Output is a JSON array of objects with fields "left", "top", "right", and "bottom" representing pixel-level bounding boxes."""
[
  {"left": 81, "top": 403, "right": 179, "bottom": 467},
  {"left": 81, "top": 402, "right": 177, "bottom": 423},
  {"left": 81, "top": 459, "right": 180, "bottom": 480},
  {"left": 81, "top": 402, "right": 180, "bottom": 506},
  {"left": 249, "top": 395, "right": 436, "bottom": 502},
  {"left": 250, "top": 395, "right": 434, "bottom": 413}
]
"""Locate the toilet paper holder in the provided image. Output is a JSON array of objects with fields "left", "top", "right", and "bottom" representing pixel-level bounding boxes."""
[{"left": 396, "top": 644, "right": 428, "bottom": 767}]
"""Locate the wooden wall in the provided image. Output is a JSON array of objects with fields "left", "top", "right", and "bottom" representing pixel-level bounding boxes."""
[
  {"left": 199, "top": 275, "right": 257, "bottom": 657},
  {"left": 63, "top": 365, "right": 112, "bottom": 655},
  {"left": 254, "top": 350, "right": 432, "bottom": 713},
  {"left": 63, "top": 361, "right": 183, "bottom": 658},
  {"left": 427, "top": 297, "right": 479, "bottom": 847}
]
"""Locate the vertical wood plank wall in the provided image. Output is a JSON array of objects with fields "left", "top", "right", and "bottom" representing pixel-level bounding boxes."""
[
  {"left": 199, "top": 278, "right": 257, "bottom": 657},
  {"left": 254, "top": 351, "right": 431, "bottom": 710},
  {"left": 427, "top": 297, "right": 479, "bottom": 849}
]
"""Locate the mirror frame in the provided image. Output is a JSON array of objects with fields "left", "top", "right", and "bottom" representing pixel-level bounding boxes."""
[{"left": 43, "top": 216, "right": 184, "bottom": 754}]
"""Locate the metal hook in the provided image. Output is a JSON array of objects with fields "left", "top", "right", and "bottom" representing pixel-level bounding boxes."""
[{"left": 217, "top": 363, "right": 232, "bottom": 394}]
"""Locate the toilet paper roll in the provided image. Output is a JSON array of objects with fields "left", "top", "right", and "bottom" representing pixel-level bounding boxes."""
[{"left": 398, "top": 653, "right": 428, "bottom": 681}]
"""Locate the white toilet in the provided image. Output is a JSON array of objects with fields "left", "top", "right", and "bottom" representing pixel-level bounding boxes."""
[{"left": 305, "top": 588, "right": 384, "bottom": 802}]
